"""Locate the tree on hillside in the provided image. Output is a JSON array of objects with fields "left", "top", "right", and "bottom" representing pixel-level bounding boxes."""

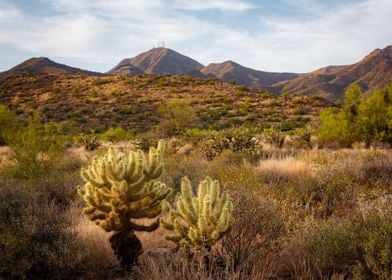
[
  {"left": 158, "top": 99, "right": 197, "bottom": 136},
  {"left": 318, "top": 83, "right": 392, "bottom": 146}
]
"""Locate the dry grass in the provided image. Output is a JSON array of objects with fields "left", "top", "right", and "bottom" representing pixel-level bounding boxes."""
[
  {"left": 65, "top": 205, "right": 117, "bottom": 264},
  {"left": 257, "top": 156, "right": 313, "bottom": 184}
]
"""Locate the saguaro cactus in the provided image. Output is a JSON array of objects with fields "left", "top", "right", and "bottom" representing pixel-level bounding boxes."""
[
  {"left": 78, "top": 140, "right": 171, "bottom": 267},
  {"left": 160, "top": 176, "right": 232, "bottom": 251}
]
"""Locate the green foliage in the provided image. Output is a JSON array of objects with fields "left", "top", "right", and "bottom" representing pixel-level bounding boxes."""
[
  {"left": 160, "top": 176, "right": 232, "bottom": 250},
  {"left": 318, "top": 108, "right": 351, "bottom": 146},
  {"left": 261, "top": 126, "right": 285, "bottom": 148},
  {"left": 318, "top": 83, "right": 392, "bottom": 146},
  {"left": 291, "top": 125, "right": 313, "bottom": 148},
  {"left": 100, "top": 127, "right": 134, "bottom": 143},
  {"left": 0, "top": 104, "right": 18, "bottom": 145},
  {"left": 5, "top": 113, "right": 65, "bottom": 178},
  {"left": 158, "top": 99, "right": 198, "bottom": 136},
  {"left": 364, "top": 220, "right": 392, "bottom": 279},
  {"left": 78, "top": 132, "right": 101, "bottom": 151},
  {"left": 194, "top": 127, "right": 260, "bottom": 160}
]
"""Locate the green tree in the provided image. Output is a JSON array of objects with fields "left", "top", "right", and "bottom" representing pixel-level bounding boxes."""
[
  {"left": 0, "top": 105, "right": 17, "bottom": 145},
  {"left": 158, "top": 99, "right": 197, "bottom": 136},
  {"left": 358, "top": 88, "right": 389, "bottom": 143},
  {"left": 318, "top": 108, "right": 351, "bottom": 146}
]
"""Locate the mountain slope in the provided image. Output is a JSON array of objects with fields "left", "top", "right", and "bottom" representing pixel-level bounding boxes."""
[
  {"left": 107, "top": 63, "right": 142, "bottom": 76},
  {"left": 273, "top": 45, "right": 392, "bottom": 100},
  {"left": 0, "top": 73, "right": 329, "bottom": 132},
  {"left": 0, "top": 57, "right": 104, "bottom": 76},
  {"left": 201, "top": 60, "right": 299, "bottom": 88},
  {"left": 109, "top": 48, "right": 204, "bottom": 75}
]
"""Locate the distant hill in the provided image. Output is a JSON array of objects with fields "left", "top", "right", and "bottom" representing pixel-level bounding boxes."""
[
  {"left": 0, "top": 57, "right": 104, "bottom": 76},
  {"left": 3, "top": 46, "right": 392, "bottom": 101},
  {"left": 272, "top": 45, "right": 392, "bottom": 100},
  {"left": 107, "top": 63, "right": 142, "bottom": 76},
  {"left": 201, "top": 60, "right": 299, "bottom": 88},
  {"left": 109, "top": 48, "right": 204, "bottom": 76},
  {"left": 0, "top": 74, "right": 329, "bottom": 133}
]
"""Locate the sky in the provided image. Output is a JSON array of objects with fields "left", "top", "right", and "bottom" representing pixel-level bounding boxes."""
[{"left": 0, "top": 0, "right": 391, "bottom": 73}]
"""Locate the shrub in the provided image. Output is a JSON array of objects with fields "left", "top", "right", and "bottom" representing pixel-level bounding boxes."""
[
  {"left": 222, "top": 190, "right": 284, "bottom": 273},
  {"left": 0, "top": 181, "right": 79, "bottom": 279},
  {"left": 100, "top": 127, "right": 134, "bottom": 143},
  {"left": 291, "top": 125, "right": 313, "bottom": 149},
  {"left": 5, "top": 113, "right": 65, "bottom": 178},
  {"left": 261, "top": 126, "right": 285, "bottom": 148},
  {"left": 363, "top": 220, "right": 392, "bottom": 279},
  {"left": 0, "top": 104, "right": 18, "bottom": 145},
  {"left": 158, "top": 99, "right": 198, "bottom": 136},
  {"left": 77, "top": 132, "right": 101, "bottom": 151},
  {"left": 283, "top": 218, "right": 363, "bottom": 277}
]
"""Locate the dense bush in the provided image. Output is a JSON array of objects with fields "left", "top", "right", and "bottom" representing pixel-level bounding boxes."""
[
  {"left": 100, "top": 126, "right": 134, "bottom": 142},
  {"left": 158, "top": 99, "right": 198, "bottom": 136},
  {"left": 318, "top": 83, "right": 392, "bottom": 146},
  {"left": 0, "top": 104, "right": 18, "bottom": 145},
  {"left": 5, "top": 113, "right": 66, "bottom": 178}
]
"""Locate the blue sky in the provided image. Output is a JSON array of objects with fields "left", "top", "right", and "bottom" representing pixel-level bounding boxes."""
[{"left": 0, "top": 0, "right": 391, "bottom": 73}]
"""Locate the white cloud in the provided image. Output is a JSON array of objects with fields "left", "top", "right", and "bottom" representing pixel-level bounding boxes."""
[
  {"left": 0, "top": 0, "right": 391, "bottom": 73},
  {"left": 173, "top": 0, "right": 256, "bottom": 11}
]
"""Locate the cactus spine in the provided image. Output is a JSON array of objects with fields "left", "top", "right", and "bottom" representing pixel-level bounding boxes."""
[
  {"left": 78, "top": 140, "right": 171, "bottom": 267},
  {"left": 160, "top": 176, "right": 232, "bottom": 251}
]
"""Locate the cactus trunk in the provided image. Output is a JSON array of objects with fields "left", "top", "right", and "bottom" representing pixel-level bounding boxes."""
[{"left": 109, "top": 230, "right": 142, "bottom": 269}]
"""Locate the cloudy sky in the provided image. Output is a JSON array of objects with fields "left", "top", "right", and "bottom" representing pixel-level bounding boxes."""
[{"left": 0, "top": 0, "right": 391, "bottom": 73}]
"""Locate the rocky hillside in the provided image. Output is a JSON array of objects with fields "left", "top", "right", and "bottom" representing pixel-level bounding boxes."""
[
  {"left": 0, "top": 73, "right": 329, "bottom": 133},
  {"left": 201, "top": 60, "right": 299, "bottom": 88},
  {"left": 272, "top": 45, "right": 392, "bottom": 100}
]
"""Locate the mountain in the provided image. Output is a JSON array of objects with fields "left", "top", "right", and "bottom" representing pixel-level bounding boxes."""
[
  {"left": 181, "top": 69, "right": 216, "bottom": 79},
  {"left": 0, "top": 57, "right": 104, "bottom": 76},
  {"left": 109, "top": 47, "right": 204, "bottom": 76},
  {"left": 201, "top": 60, "right": 299, "bottom": 88},
  {"left": 107, "top": 63, "right": 142, "bottom": 76},
  {"left": 272, "top": 45, "right": 392, "bottom": 101}
]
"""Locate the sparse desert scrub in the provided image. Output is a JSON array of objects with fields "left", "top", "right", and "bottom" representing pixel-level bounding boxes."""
[{"left": 1, "top": 124, "right": 392, "bottom": 279}]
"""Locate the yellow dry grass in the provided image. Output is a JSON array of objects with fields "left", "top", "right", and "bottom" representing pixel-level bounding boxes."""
[{"left": 257, "top": 156, "right": 313, "bottom": 178}]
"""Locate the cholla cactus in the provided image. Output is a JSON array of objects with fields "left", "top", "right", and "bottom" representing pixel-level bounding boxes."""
[
  {"left": 160, "top": 176, "right": 232, "bottom": 251},
  {"left": 78, "top": 140, "right": 171, "bottom": 267}
]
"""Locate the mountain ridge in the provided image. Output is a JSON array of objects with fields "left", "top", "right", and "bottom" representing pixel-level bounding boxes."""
[
  {"left": 2, "top": 45, "right": 392, "bottom": 100},
  {"left": 272, "top": 45, "right": 392, "bottom": 100},
  {"left": 0, "top": 57, "right": 104, "bottom": 77}
]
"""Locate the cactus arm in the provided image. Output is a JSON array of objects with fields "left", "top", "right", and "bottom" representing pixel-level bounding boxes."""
[{"left": 129, "top": 219, "right": 160, "bottom": 232}]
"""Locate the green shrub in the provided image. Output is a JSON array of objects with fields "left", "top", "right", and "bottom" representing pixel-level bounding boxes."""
[
  {"left": 318, "top": 83, "right": 392, "bottom": 146},
  {"left": 158, "top": 99, "right": 198, "bottom": 136},
  {"left": 0, "top": 104, "right": 18, "bottom": 145},
  {"left": 100, "top": 127, "right": 134, "bottom": 142},
  {"left": 261, "top": 126, "right": 285, "bottom": 148},
  {"left": 364, "top": 220, "right": 392, "bottom": 279},
  {"left": 5, "top": 113, "right": 65, "bottom": 178}
]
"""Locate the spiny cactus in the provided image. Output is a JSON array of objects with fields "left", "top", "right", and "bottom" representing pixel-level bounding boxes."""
[
  {"left": 78, "top": 140, "right": 171, "bottom": 268},
  {"left": 160, "top": 176, "right": 232, "bottom": 251}
]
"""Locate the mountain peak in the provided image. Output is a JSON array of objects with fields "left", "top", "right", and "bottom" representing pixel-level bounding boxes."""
[
  {"left": 109, "top": 47, "right": 204, "bottom": 76},
  {"left": 1, "top": 57, "right": 103, "bottom": 76}
]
